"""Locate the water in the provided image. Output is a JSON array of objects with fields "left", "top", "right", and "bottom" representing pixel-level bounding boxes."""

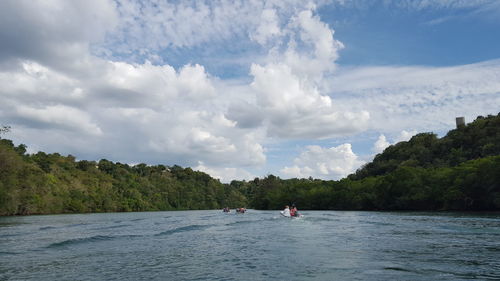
[{"left": 1, "top": 211, "right": 499, "bottom": 281}]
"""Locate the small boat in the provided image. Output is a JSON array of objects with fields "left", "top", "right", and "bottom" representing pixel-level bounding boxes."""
[{"left": 280, "top": 211, "right": 303, "bottom": 219}]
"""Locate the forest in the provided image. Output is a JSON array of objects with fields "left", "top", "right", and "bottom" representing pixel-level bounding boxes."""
[
  {"left": 0, "top": 139, "right": 246, "bottom": 215},
  {"left": 0, "top": 113, "right": 499, "bottom": 215}
]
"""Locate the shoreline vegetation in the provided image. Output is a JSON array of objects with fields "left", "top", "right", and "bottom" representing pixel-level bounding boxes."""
[{"left": 1, "top": 113, "right": 499, "bottom": 216}]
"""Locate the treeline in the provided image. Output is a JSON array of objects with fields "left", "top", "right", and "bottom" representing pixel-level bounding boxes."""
[
  {"left": 350, "top": 113, "right": 500, "bottom": 180},
  {"left": 233, "top": 155, "right": 500, "bottom": 211},
  {"left": 0, "top": 139, "right": 246, "bottom": 215},
  {"left": 1, "top": 113, "right": 499, "bottom": 215},
  {"left": 236, "top": 113, "right": 500, "bottom": 211}
]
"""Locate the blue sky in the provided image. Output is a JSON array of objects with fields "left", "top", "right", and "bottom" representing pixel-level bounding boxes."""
[
  {"left": 1, "top": 0, "right": 499, "bottom": 182},
  {"left": 324, "top": 1, "right": 500, "bottom": 67}
]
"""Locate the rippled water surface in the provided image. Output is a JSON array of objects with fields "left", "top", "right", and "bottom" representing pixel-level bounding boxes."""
[{"left": 1, "top": 210, "right": 500, "bottom": 280}]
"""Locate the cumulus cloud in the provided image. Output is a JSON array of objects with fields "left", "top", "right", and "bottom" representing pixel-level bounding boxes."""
[
  {"left": 0, "top": 0, "right": 117, "bottom": 71},
  {"left": 372, "top": 134, "right": 390, "bottom": 154},
  {"left": 97, "top": 61, "right": 216, "bottom": 107},
  {"left": 15, "top": 105, "right": 102, "bottom": 136},
  {"left": 0, "top": 49, "right": 265, "bottom": 175},
  {"left": 280, "top": 144, "right": 365, "bottom": 180},
  {"left": 229, "top": 5, "right": 369, "bottom": 139},
  {"left": 371, "top": 129, "right": 418, "bottom": 155},
  {"left": 285, "top": 9, "right": 344, "bottom": 80},
  {"left": 248, "top": 62, "right": 369, "bottom": 138},
  {"left": 395, "top": 130, "right": 418, "bottom": 143}
]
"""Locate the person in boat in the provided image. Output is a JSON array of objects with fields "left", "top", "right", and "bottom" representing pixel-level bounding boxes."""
[
  {"left": 282, "top": 205, "right": 291, "bottom": 217},
  {"left": 291, "top": 205, "right": 299, "bottom": 217}
]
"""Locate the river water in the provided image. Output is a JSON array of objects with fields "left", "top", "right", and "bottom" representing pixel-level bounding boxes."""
[{"left": 1, "top": 210, "right": 499, "bottom": 280}]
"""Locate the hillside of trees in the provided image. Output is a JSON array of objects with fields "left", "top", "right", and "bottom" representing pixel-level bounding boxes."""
[
  {"left": 236, "top": 113, "right": 500, "bottom": 211},
  {"left": 1, "top": 113, "right": 499, "bottom": 215},
  {"left": 349, "top": 113, "right": 500, "bottom": 180},
  {"left": 0, "top": 138, "right": 246, "bottom": 215}
]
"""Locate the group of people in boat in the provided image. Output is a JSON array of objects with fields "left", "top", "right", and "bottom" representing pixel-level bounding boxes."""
[
  {"left": 224, "top": 205, "right": 301, "bottom": 217},
  {"left": 222, "top": 207, "right": 246, "bottom": 213},
  {"left": 282, "top": 204, "right": 301, "bottom": 217}
]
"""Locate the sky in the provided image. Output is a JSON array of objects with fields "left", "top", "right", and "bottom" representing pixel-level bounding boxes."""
[{"left": 1, "top": 0, "right": 499, "bottom": 182}]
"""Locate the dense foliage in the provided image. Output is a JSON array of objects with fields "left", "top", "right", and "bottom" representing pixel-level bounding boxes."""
[
  {"left": 0, "top": 139, "right": 246, "bottom": 215},
  {"left": 241, "top": 113, "right": 500, "bottom": 211},
  {"left": 1, "top": 113, "right": 499, "bottom": 215},
  {"left": 236, "top": 155, "right": 500, "bottom": 211},
  {"left": 350, "top": 113, "right": 500, "bottom": 180}
]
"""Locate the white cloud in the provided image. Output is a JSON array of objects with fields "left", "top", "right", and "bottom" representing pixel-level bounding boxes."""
[
  {"left": 249, "top": 62, "right": 370, "bottom": 138},
  {"left": 0, "top": 55, "right": 267, "bottom": 169},
  {"left": 16, "top": 104, "right": 102, "bottom": 136},
  {"left": 194, "top": 161, "right": 256, "bottom": 183},
  {"left": 0, "top": 0, "right": 118, "bottom": 71},
  {"left": 371, "top": 130, "right": 417, "bottom": 154},
  {"left": 0, "top": 61, "right": 84, "bottom": 104},
  {"left": 229, "top": 6, "right": 368, "bottom": 139},
  {"left": 100, "top": 0, "right": 316, "bottom": 59},
  {"left": 395, "top": 130, "right": 417, "bottom": 143},
  {"left": 329, "top": 60, "right": 500, "bottom": 134},
  {"left": 280, "top": 143, "right": 364, "bottom": 180},
  {"left": 372, "top": 134, "right": 390, "bottom": 154},
  {"left": 251, "top": 9, "right": 282, "bottom": 45},
  {"left": 109, "top": 0, "right": 252, "bottom": 49},
  {"left": 100, "top": 61, "right": 215, "bottom": 107},
  {"left": 286, "top": 9, "right": 344, "bottom": 80}
]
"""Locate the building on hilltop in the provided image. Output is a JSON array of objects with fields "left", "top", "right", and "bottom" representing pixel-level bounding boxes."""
[{"left": 456, "top": 117, "right": 465, "bottom": 128}]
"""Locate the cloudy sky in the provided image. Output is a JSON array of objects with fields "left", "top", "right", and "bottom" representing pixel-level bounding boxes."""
[{"left": 1, "top": 0, "right": 499, "bottom": 182}]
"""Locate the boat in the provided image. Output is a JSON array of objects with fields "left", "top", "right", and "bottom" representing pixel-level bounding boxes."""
[{"left": 280, "top": 211, "right": 303, "bottom": 219}]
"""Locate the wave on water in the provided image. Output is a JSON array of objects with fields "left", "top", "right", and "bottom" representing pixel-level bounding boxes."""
[
  {"left": 46, "top": 235, "right": 115, "bottom": 248},
  {"left": 225, "top": 220, "right": 260, "bottom": 227},
  {"left": 0, "top": 222, "right": 25, "bottom": 227},
  {"left": 66, "top": 223, "right": 90, "bottom": 228},
  {"left": 305, "top": 217, "right": 336, "bottom": 223},
  {"left": 0, "top": 233, "right": 22, "bottom": 238},
  {"left": 155, "top": 224, "right": 213, "bottom": 236},
  {"left": 0, "top": 251, "right": 20, "bottom": 255},
  {"left": 45, "top": 233, "right": 142, "bottom": 249},
  {"left": 91, "top": 224, "right": 131, "bottom": 230},
  {"left": 39, "top": 226, "right": 57, "bottom": 230},
  {"left": 384, "top": 266, "right": 416, "bottom": 273},
  {"left": 358, "top": 220, "right": 395, "bottom": 226}
]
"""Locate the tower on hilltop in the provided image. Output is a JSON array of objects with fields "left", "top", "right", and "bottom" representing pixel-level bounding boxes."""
[{"left": 456, "top": 117, "right": 465, "bottom": 128}]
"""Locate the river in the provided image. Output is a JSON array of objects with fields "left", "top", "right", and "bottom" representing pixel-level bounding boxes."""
[{"left": 1, "top": 210, "right": 499, "bottom": 280}]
